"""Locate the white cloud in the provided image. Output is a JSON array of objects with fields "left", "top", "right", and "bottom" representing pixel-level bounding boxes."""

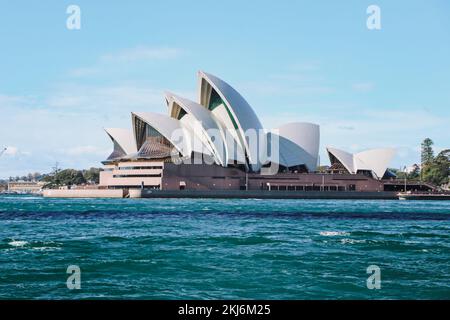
[
  {"left": 46, "top": 84, "right": 165, "bottom": 111},
  {"left": 2, "top": 146, "right": 32, "bottom": 157},
  {"left": 4, "top": 146, "right": 18, "bottom": 156},
  {"left": 0, "top": 94, "right": 36, "bottom": 108},
  {"left": 0, "top": 81, "right": 195, "bottom": 177},
  {"left": 58, "top": 145, "right": 110, "bottom": 157},
  {"left": 0, "top": 95, "right": 21, "bottom": 107},
  {"left": 260, "top": 105, "right": 449, "bottom": 168}
]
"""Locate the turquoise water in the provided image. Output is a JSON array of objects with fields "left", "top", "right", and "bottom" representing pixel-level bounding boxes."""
[{"left": 0, "top": 195, "right": 449, "bottom": 299}]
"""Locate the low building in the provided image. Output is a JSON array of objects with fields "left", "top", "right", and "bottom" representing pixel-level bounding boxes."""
[
  {"left": 100, "top": 161, "right": 164, "bottom": 189},
  {"left": 7, "top": 181, "right": 45, "bottom": 194}
]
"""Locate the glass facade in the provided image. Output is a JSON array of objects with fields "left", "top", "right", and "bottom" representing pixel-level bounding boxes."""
[
  {"left": 134, "top": 118, "right": 147, "bottom": 150},
  {"left": 177, "top": 108, "right": 187, "bottom": 120},
  {"left": 137, "top": 123, "right": 175, "bottom": 159},
  {"left": 208, "top": 88, "right": 238, "bottom": 130}
]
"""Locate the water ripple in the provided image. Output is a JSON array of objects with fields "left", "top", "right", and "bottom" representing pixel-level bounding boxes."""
[{"left": 0, "top": 195, "right": 449, "bottom": 299}]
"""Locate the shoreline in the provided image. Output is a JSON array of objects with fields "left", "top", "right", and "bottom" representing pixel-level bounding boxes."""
[
  {"left": 138, "top": 190, "right": 400, "bottom": 200},
  {"left": 3, "top": 190, "right": 449, "bottom": 200},
  {"left": 33, "top": 189, "right": 450, "bottom": 200}
]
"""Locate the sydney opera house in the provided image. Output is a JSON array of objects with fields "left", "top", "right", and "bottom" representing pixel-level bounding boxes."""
[{"left": 99, "top": 71, "right": 419, "bottom": 193}]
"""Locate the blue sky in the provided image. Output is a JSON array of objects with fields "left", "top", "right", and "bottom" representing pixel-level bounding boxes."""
[{"left": 1, "top": 0, "right": 449, "bottom": 178}]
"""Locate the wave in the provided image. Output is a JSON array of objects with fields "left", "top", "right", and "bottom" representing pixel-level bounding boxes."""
[
  {"left": 31, "top": 246, "right": 62, "bottom": 251},
  {"left": 8, "top": 240, "right": 28, "bottom": 247},
  {"left": 340, "top": 238, "right": 366, "bottom": 244},
  {"left": 319, "top": 231, "right": 350, "bottom": 237}
]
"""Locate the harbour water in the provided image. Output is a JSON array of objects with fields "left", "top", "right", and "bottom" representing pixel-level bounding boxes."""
[{"left": 0, "top": 195, "right": 449, "bottom": 299}]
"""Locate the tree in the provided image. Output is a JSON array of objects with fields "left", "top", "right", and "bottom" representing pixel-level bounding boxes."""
[
  {"left": 57, "top": 169, "right": 86, "bottom": 186},
  {"left": 42, "top": 169, "right": 86, "bottom": 188},
  {"left": 422, "top": 149, "right": 449, "bottom": 186},
  {"left": 408, "top": 164, "right": 420, "bottom": 180},
  {"left": 83, "top": 167, "right": 101, "bottom": 184},
  {"left": 421, "top": 138, "right": 434, "bottom": 166},
  {"left": 394, "top": 165, "right": 421, "bottom": 180},
  {"left": 52, "top": 162, "right": 61, "bottom": 175}
]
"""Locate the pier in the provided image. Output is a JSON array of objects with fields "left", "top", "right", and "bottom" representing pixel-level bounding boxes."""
[{"left": 398, "top": 192, "right": 450, "bottom": 200}]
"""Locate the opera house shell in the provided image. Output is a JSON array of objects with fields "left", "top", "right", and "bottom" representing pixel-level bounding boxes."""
[
  {"left": 100, "top": 71, "right": 398, "bottom": 192},
  {"left": 327, "top": 147, "right": 396, "bottom": 180},
  {"left": 104, "top": 71, "right": 320, "bottom": 173}
]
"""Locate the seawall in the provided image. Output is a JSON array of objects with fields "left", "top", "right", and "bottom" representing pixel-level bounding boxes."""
[
  {"left": 43, "top": 189, "right": 125, "bottom": 198},
  {"left": 41, "top": 189, "right": 399, "bottom": 199},
  {"left": 140, "top": 190, "right": 399, "bottom": 200}
]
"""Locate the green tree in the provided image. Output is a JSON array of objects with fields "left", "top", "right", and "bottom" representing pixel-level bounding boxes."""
[
  {"left": 57, "top": 169, "right": 86, "bottom": 186},
  {"left": 421, "top": 138, "right": 434, "bottom": 165},
  {"left": 83, "top": 167, "right": 101, "bottom": 184},
  {"left": 408, "top": 164, "right": 420, "bottom": 180},
  {"left": 422, "top": 149, "right": 449, "bottom": 186},
  {"left": 42, "top": 169, "right": 86, "bottom": 188}
]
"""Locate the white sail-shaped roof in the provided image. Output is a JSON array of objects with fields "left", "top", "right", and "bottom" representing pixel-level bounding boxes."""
[
  {"left": 276, "top": 122, "right": 320, "bottom": 171},
  {"left": 354, "top": 148, "right": 397, "bottom": 179},
  {"left": 327, "top": 147, "right": 396, "bottom": 179},
  {"left": 198, "top": 71, "right": 264, "bottom": 171},
  {"left": 104, "top": 128, "right": 137, "bottom": 155},
  {"left": 165, "top": 92, "right": 227, "bottom": 166},
  {"left": 326, "top": 147, "right": 355, "bottom": 174}
]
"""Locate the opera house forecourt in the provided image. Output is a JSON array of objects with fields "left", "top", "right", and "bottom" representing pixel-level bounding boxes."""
[{"left": 95, "top": 71, "right": 434, "bottom": 199}]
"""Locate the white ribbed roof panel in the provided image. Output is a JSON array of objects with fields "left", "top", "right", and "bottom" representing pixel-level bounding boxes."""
[
  {"left": 277, "top": 122, "right": 320, "bottom": 171},
  {"left": 198, "top": 71, "right": 264, "bottom": 171},
  {"left": 165, "top": 92, "right": 226, "bottom": 165},
  {"left": 355, "top": 148, "right": 396, "bottom": 179},
  {"left": 104, "top": 128, "right": 137, "bottom": 155},
  {"left": 327, "top": 147, "right": 396, "bottom": 179},
  {"left": 326, "top": 147, "right": 355, "bottom": 174}
]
